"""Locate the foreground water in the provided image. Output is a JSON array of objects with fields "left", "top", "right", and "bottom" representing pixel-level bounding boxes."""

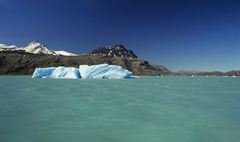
[{"left": 0, "top": 76, "right": 240, "bottom": 142}]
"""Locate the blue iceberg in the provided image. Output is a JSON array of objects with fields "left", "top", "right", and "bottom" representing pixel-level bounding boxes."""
[
  {"left": 32, "top": 67, "right": 81, "bottom": 78},
  {"left": 32, "top": 64, "right": 135, "bottom": 79},
  {"left": 79, "top": 64, "right": 133, "bottom": 79}
]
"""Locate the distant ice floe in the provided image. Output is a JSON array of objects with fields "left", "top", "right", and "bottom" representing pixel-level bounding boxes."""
[{"left": 32, "top": 64, "right": 135, "bottom": 79}]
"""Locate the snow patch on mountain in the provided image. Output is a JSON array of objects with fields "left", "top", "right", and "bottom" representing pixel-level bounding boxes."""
[
  {"left": 55, "top": 51, "right": 78, "bottom": 56},
  {"left": 0, "top": 44, "right": 23, "bottom": 51}
]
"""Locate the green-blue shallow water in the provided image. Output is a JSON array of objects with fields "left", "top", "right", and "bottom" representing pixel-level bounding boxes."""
[{"left": 0, "top": 76, "right": 240, "bottom": 142}]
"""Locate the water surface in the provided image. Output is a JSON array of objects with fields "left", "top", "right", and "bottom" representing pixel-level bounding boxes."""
[{"left": 0, "top": 76, "right": 240, "bottom": 142}]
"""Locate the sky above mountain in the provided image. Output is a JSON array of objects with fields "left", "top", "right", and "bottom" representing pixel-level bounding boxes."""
[{"left": 0, "top": 0, "right": 240, "bottom": 71}]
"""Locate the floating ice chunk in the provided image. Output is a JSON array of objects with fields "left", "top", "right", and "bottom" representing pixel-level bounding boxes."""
[
  {"left": 32, "top": 67, "right": 81, "bottom": 78},
  {"left": 32, "top": 67, "right": 55, "bottom": 78},
  {"left": 32, "top": 64, "right": 135, "bottom": 79},
  {"left": 79, "top": 64, "right": 133, "bottom": 79}
]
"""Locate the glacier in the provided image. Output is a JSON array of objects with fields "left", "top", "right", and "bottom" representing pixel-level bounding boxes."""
[
  {"left": 79, "top": 64, "right": 133, "bottom": 79},
  {"left": 32, "top": 67, "right": 81, "bottom": 79},
  {"left": 32, "top": 64, "right": 135, "bottom": 79}
]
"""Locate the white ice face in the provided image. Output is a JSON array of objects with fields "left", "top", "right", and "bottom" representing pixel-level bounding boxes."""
[
  {"left": 32, "top": 67, "right": 81, "bottom": 79},
  {"left": 79, "top": 64, "right": 133, "bottom": 79}
]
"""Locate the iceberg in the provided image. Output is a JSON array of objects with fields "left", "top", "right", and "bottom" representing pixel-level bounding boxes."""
[
  {"left": 79, "top": 64, "right": 133, "bottom": 79},
  {"left": 32, "top": 67, "right": 81, "bottom": 78},
  {"left": 32, "top": 64, "right": 135, "bottom": 79}
]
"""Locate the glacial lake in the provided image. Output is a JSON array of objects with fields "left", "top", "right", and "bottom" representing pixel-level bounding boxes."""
[{"left": 0, "top": 76, "right": 240, "bottom": 142}]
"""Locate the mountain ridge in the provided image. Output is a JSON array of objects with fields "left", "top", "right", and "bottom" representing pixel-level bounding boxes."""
[
  {"left": 1, "top": 41, "right": 239, "bottom": 76},
  {"left": 0, "top": 42, "right": 170, "bottom": 75}
]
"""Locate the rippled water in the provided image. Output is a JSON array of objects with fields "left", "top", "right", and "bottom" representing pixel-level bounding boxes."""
[{"left": 0, "top": 76, "right": 240, "bottom": 142}]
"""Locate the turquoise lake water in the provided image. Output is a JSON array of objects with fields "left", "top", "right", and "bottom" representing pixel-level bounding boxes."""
[{"left": 0, "top": 76, "right": 240, "bottom": 142}]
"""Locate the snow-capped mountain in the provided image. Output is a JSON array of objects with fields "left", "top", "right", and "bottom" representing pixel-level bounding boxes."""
[
  {"left": 24, "top": 42, "right": 56, "bottom": 55},
  {"left": 90, "top": 44, "right": 138, "bottom": 58},
  {"left": 0, "top": 44, "right": 23, "bottom": 51},
  {"left": 0, "top": 41, "right": 78, "bottom": 56}
]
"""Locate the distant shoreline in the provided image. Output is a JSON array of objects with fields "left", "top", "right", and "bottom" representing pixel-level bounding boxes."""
[
  {"left": 0, "top": 52, "right": 167, "bottom": 76},
  {"left": 0, "top": 51, "right": 239, "bottom": 77}
]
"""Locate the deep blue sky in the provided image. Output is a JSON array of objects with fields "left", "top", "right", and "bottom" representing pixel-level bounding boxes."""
[{"left": 0, "top": 0, "right": 240, "bottom": 71}]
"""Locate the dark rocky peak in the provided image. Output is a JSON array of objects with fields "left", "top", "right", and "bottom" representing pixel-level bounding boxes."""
[
  {"left": 90, "top": 44, "right": 138, "bottom": 59},
  {"left": 114, "top": 44, "right": 127, "bottom": 50}
]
